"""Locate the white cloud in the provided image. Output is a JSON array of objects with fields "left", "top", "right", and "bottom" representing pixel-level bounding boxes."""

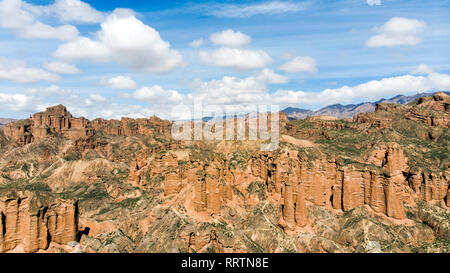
[
  {"left": 366, "top": 17, "right": 427, "bottom": 47},
  {"left": 0, "top": 86, "right": 156, "bottom": 120},
  {"left": 0, "top": 57, "right": 60, "bottom": 83},
  {"left": 199, "top": 47, "right": 272, "bottom": 70},
  {"left": 53, "top": 10, "right": 184, "bottom": 73},
  {"left": 193, "top": 76, "right": 267, "bottom": 104},
  {"left": 427, "top": 73, "right": 450, "bottom": 90},
  {"left": 255, "top": 68, "right": 288, "bottom": 84},
  {"left": 366, "top": 0, "right": 381, "bottom": 6},
  {"left": 24, "top": 85, "right": 71, "bottom": 96},
  {"left": 43, "top": 61, "right": 80, "bottom": 74},
  {"left": 134, "top": 85, "right": 185, "bottom": 104},
  {"left": 210, "top": 29, "right": 251, "bottom": 48},
  {"left": 61, "top": 94, "right": 155, "bottom": 120},
  {"left": 271, "top": 73, "right": 450, "bottom": 107},
  {"left": 279, "top": 56, "right": 317, "bottom": 73},
  {"left": 209, "top": 1, "right": 309, "bottom": 18},
  {"left": 0, "top": 0, "right": 79, "bottom": 40},
  {"left": 100, "top": 76, "right": 137, "bottom": 89},
  {"left": 0, "top": 92, "right": 40, "bottom": 112},
  {"left": 412, "top": 64, "right": 433, "bottom": 75},
  {"left": 4, "top": 72, "right": 450, "bottom": 120},
  {"left": 29, "top": 0, "right": 106, "bottom": 23},
  {"left": 89, "top": 93, "right": 106, "bottom": 102},
  {"left": 188, "top": 72, "right": 450, "bottom": 112},
  {"left": 189, "top": 39, "right": 204, "bottom": 48}
]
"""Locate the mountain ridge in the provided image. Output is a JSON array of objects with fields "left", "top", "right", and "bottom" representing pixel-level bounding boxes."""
[{"left": 283, "top": 91, "right": 450, "bottom": 120}]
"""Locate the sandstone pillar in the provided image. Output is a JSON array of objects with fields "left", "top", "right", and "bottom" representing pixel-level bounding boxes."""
[
  {"left": 385, "top": 182, "right": 406, "bottom": 219},
  {"left": 295, "top": 183, "right": 307, "bottom": 227}
]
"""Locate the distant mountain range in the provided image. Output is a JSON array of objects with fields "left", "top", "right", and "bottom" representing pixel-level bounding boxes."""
[
  {"left": 0, "top": 118, "right": 16, "bottom": 127},
  {"left": 282, "top": 91, "right": 450, "bottom": 119},
  {"left": 1, "top": 92, "right": 448, "bottom": 124}
]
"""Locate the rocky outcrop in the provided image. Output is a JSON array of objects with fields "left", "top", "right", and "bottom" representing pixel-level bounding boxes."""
[
  {"left": 365, "top": 144, "right": 408, "bottom": 174},
  {"left": 405, "top": 92, "right": 449, "bottom": 127},
  {"left": 32, "top": 105, "right": 93, "bottom": 140},
  {"left": 0, "top": 192, "right": 78, "bottom": 253},
  {"left": 2, "top": 119, "right": 33, "bottom": 145},
  {"left": 91, "top": 116, "right": 171, "bottom": 137},
  {"left": 3, "top": 105, "right": 93, "bottom": 144},
  {"left": 248, "top": 149, "right": 424, "bottom": 220},
  {"left": 185, "top": 159, "right": 233, "bottom": 215},
  {"left": 407, "top": 170, "right": 449, "bottom": 202},
  {"left": 3, "top": 105, "right": 171, "bottom": 145}
]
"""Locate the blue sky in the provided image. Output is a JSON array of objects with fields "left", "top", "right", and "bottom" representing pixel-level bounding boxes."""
[{"left": 0, "top": 0, "right": 449, "bottom": 120}]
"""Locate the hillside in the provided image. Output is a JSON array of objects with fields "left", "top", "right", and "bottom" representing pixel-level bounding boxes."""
[{"left": 0, "top": 92, "right": 448, "bottom": 253}]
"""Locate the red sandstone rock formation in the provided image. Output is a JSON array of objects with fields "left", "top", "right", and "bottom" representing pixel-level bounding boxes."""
[
  {"left": 184, "top": 159, "right": 234, "bottom": 215},
  {"left": 405, "top": 92, "right": 449, "bottom": 127},
  {"left": 2, "top": 105, "right": 172, "bottom": 146},
  {"left": 407, "top": 170, "right": 448, "bottom": 202},
  {"left": 247, "top": 148, "right": 423, "bottom": 220},
  {"left": 91, "top": 115, "right": 171, "bottom": 137},
  {"left": 0, "top": 192, "right": 78, "bottom": 253}
]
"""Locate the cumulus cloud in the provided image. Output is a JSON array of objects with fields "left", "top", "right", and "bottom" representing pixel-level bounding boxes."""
[
  {"left": 62, "top": 93, "right": 155, "bottom": 120},
  {"left": 134, "top": 85, "right": 186, "bottom": 104},
  {"left": 88, "top": 93, "right": 106, "bottom": 102},
  {"left": 412, "top": 64, "right": 433, "bottom": 75},
  {"left": 43, "top": 61, "right": 80, "bottom": 74},
  {"left": 192, "top": 76, "right": 267, "bottom": 105},
  {"left": 187, "top": 72, "right": 450, "bottom": 112},
  {"left": 209, "top": 1, "right": 309, "bottom": 18},
  {"left": 4, "top": 72, "right": 450, "bottom": 120},
  {"left": 1, "top": 84, "right": 157, "bottom": 120},
  {"left": 0, "top": 92, "right": 40, "bottom": 112},
  {"left": 189, "top": 39, "right": 204, "bottom": 48},
  {"left": 100, "top": 76, "right": 137, "bottom": 89},
  {"left": 26, "top": 0, "right": 106, "bottom": 23},
  {"left": 366, "top": 0, "right": 381, "bottom": 6},
  {"left": 199, "top": 47, "right": 272, "bottom": 70},
  {"left": 0, "top": 0, "right": 79, "bottom": 40},
  {"left": 24, "top": 85, "right": 72, "bottom": 96},
  {"left": 366, "top": 17, "right": 427, "bottom": 47},
  {"left": 271, "top": 73, "right": 450, "bottom": 107},
  {"left": 279, "top": 56, "right": 317, "bottom": 73},
  {"left": 53, "top": 10, "right": 184, "bottom": 73},
  {"left": 210, "top": 29, "right": 251, "bottom": 48},
  {"left": 0, "top": 57, "right": 60, "bottom": 83},
  {"left": 255, "top": 68, "right": 288, "bottom": 84}
]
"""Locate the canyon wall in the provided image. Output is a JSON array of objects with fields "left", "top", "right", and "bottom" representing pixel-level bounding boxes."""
[
  {"left": 247, "top": 145, "right": 448, "bottom": 222},
  {"left": 0, "top": 192, "right": 78, "bottom": 253}
]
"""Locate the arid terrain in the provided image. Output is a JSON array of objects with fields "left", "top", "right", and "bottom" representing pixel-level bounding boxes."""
[{"left": 0, "top": 92, "right": 449, "bottom": 253}]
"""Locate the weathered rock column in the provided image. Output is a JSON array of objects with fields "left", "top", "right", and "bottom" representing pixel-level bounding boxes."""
[
  {"left": 385, "top": 182, "right": 406, "bottom": 219},
  {"left": 283, "top": 181, "right": 295, "bottom": 227},
  {"left": 295, "top": 183, "right": 307, "bottom": 227},
  {"left": 369, "top": 174, "right": 386, "bottom": 214},
  {"left": 331, "top": 185, "right": 342, "bottom": 210}
]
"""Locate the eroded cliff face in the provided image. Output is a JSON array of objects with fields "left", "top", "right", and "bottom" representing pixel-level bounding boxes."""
[
  {"left": 0, "top": 192, "right": 78, "bottom": 253},
  {"left": 246, "top": 147, "right": 410, "bottom": 222},
  {"left": 91, "top": 116, "right": 171, "bottom": 137},
  {"left": 2, "top": 105, "right": 172, "bottom": 146},
  {"left": 0, "top": 93, "right": 449, "bottom": 253}
]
